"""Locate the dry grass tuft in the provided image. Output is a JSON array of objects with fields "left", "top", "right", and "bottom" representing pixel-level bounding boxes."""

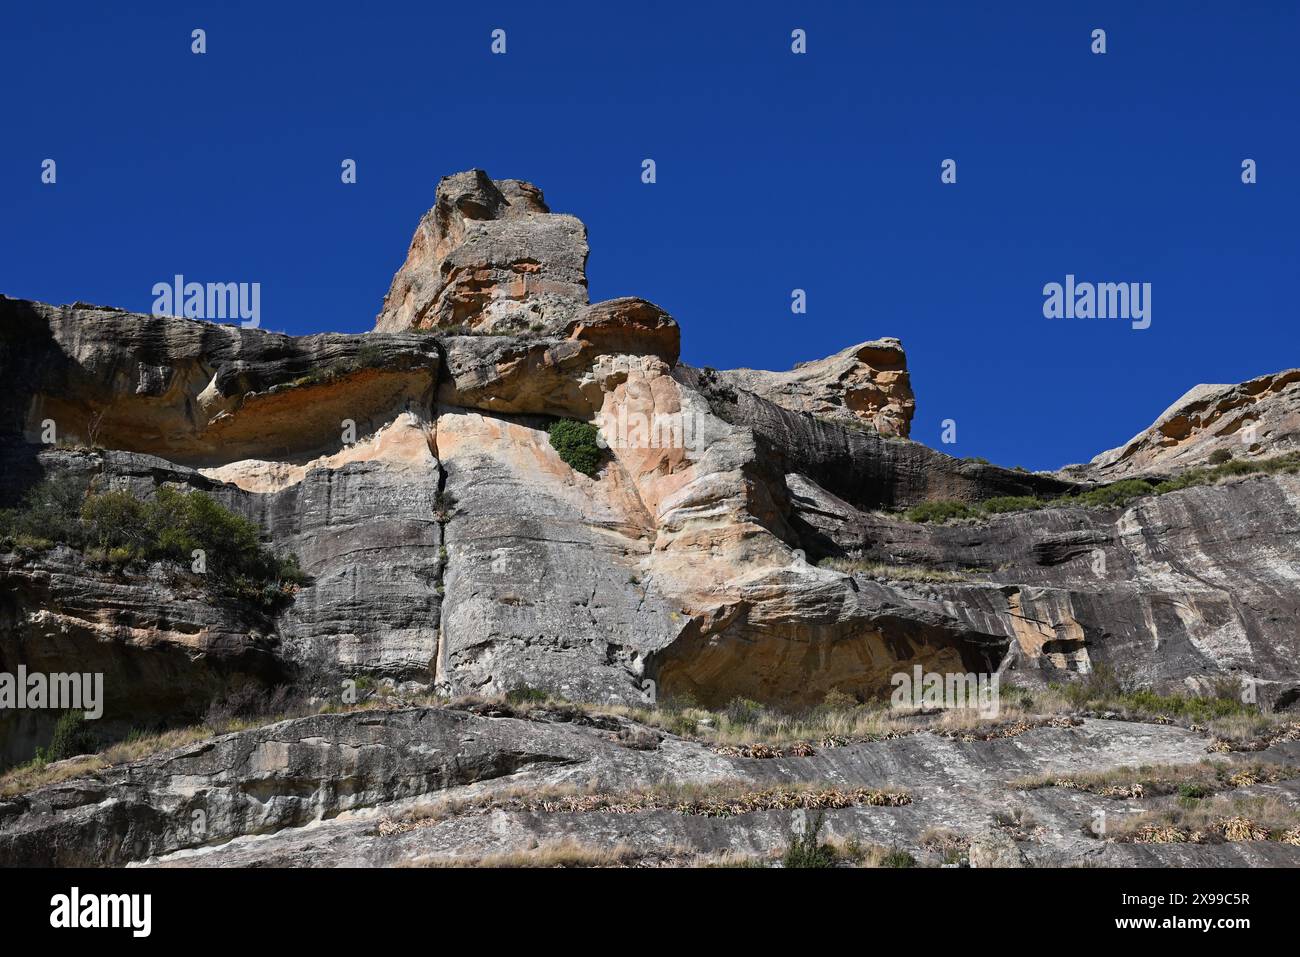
[
  {"left": 1109, "top": 795, "right": 1300, "bottom": 845},
  {"left": 406, "top": 838, "right": 640, "bottom": 868},
  {"left": 1011, "top": 760, "right": 1298, "bottom": 799},
  {"left": 0, "top": 716, "right": 291, "bottom": 798},
  {"left": 377, "top": 779, "right": 911, "bottom": 837}
]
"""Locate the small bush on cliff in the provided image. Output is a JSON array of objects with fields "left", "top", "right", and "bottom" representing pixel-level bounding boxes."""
[
  {"left": 548, "top": 419, "right": 603, "bottom": 476},
  {"left": 1208, "top": 448, "right": 1233, "bottom": 465},
  {"left": 81, "top": 489, "right": 150, "bottom": 553},
  {"left": 1060, "top": 478, "right": 1155, "bottom": 510},
  {"left": 724, "top": 696, "right": 764, "bottom": 726},
  {"left": 905, "top": 500, "right": 975, "bottom": 524},
  {"left": 981, "top": 495, "right": 1045, "bottom": 514},
  {"left": 880, "top": 848, "right": 918, "bottom": 868},
  {"left": 41, "top": 710, "right": 97, "bottom": 763},
  {"left": 782, "top": 811, "right": 837, "bottom": 868},
  {"left": 0, "top": 476, "right": 91, "bottom": 548},
  {"left": 5, "top": 479, "right": 303, "bottom": 611},
  {"left": 1154, "top": 449, "right": 1300, "bottom": 494},
  {"left": 505, "top": 684, "right": 552, "bottom": 706}
]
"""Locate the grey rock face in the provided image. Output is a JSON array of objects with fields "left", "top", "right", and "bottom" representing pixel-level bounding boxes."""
[
  {"left": 786, "top": 466, "right": 1300, "bottom": 700},
  {"left": 677, "top": 365, "right": 1078, "bottom": 510},
  {"left": 4, "top": 703, "right": 1295, "bottom": 868},
  {"left": 434, "top": 408, "right": 681, "bottom": 704},
  {"left": 374, "top": 169, "right": 589, "bottom": 335}
]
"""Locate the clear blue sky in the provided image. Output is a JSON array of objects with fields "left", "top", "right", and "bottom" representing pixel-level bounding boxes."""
[{"left": 3, "top": 1, "right": 1296, "bottom": 469}]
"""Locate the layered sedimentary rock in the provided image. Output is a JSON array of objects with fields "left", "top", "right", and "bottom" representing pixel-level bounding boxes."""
[
  {"left": 690, "top": 338, "right": 915, "bottom": 438},
  {"left": 787, "top": 468, "right": 1300, "bottom": 706},
  {"left": 1, "top": 296, "right": 439, "bottom": 468},
  {"left": 374, "top": 169, "right": 589, "bottom": 335},
  {"left": 3, "top": 169, "right": 1299, "bottom": 777},
  {"left": 677, "top": 365, "right": 1076, "bottom": 510},
  {"left": 3, "top": 703, "right": 1296, "bottom": 868},
  {"left": 1074, "top": 368, "right": 1300, "bottom": 480}
]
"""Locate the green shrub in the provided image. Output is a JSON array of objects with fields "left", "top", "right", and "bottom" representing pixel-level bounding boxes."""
[
  {"left": 547, "top": 419, "right": 603, "bottom": 477},
  {"left": 821, "top": 689, "right": 858, "bottom": 712},
  {"left": 905, "top": 500, "right": 975, "bottom": 524},
  {"left": 0, "top": 476, "right": 90, "bottom": 548},
  {"left": 1060, "top": 479, "right": 1156, "bottom": 510},
  {"left": 724, "top": 696, "right": 764, "bottom": 726},
  {"left": 783, "top": 811, "right": 837, "bottom": 868},
  {"left": 506, "top": 685, "right": 551, "bottom": 706},
  {"left": 981, "top": 496, "right": 1045, "bottom": 514},
  {"left": 81, "top": 489, "right": 150, "bottom": 553},
  {"left": 5, "top": 478, "right": 303, "bottom": 612},
  {"left": 1053, "top": 664, "right": 1256, "bottom": 722},
  {"left": 1060, "top": 663, "right": 1125, "bottom": 707},
  {"left": 42, "top": 710, "right": 97, "bottom": 762},
  {"left": 1155, "top": 450, "right": 1300, "bottom": 494},
  {"left": 669, "top": 713, "right": 700, "bottom": 736},
  {"left": 1208, "top": 449, "right": 1233, "bottom": 465},
  {"left": 881, "top": 849, "right": 917, "bottom": 868}
]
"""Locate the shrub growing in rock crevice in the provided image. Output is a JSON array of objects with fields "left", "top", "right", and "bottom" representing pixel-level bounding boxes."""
[{"left": 547, "top": 418, "right": 603, "bottom": 476}]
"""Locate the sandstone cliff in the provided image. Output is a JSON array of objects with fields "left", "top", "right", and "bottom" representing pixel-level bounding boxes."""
[{"left": 2, "top": 170, "right": 1299, "bottom": 868}]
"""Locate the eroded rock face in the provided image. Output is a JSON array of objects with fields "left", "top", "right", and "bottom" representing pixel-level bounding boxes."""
[
  {"left": 787, "top": 466, "right": 1300, "bottom": 703},
  {"left": 0, "top": 297, "right": 440, "bottom": 468},
  {"left": 374, "top": 169, "right": 589, "bottom": 335},
  {"left": 677, "top": 366, "right": 1077, "bottom": 510},
  {"left": 1074, "top": 369, "right": 1300, "bottom": 480},
  {"left": 4, "top": 704, "right": 1295, "bottom": 868},
  {"left": 434, "top": 408, "right": 679, "bottom": 702},
  {"left": 4, "top": 169, "right": 1300, "bottom": 868},
  {"left": 3, "top": 169, "right": 1298, "bottom": 774},
  {"left": 691, "top": 337, "right": 914, "bottom": 437}
]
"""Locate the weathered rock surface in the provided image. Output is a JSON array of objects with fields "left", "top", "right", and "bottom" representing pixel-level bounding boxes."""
[
  {"left": 1071, "top": 368, "right": 1300, "bottom": 480},
  {"left": 690, "top": 337, "right": 914, "bottom": 438},
  {"left": 786, "top": 467, "right": 1300, "bottom": 703},
  {"left": 677, "top": 365, "right": 1078, "bottom": 510},
  {"left": 3, "top": 170, "right": 1300, "bottom": 868},
  {"left": 0, "top": 296, "right": 440, "bottom": 468},
  {"left": 374, "top": 170, "right": 589, "bottom": 335},
  {"left": 3, "top": 704, "right": 1296, "bottom": 868}
]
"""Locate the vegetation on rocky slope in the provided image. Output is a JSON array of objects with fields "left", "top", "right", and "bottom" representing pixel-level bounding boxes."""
[
  {"left": 1109, "top": 795, "right": 1300, "bottom": 846},
  {"left": 906, "top": 450, "right": 1300, "bottom": 523},
  {"left": 1011, "top": 760, "right": 1300, "bottom": 798},
  {"left": 0, "top": 478, "right": 305, "bottom": 610}
]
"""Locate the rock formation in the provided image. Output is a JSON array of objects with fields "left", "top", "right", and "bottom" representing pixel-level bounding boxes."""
[
  {"left": 374, "top": 169, "right": 589, "bottom": 335},
  {"left": 2, "top": 169, "right": 1298, "bottom": 868},
  {"left": 1071, "top": 369, "right": 1300, "bottom": 480},
  {"left": 689, "top": 337, "right": 915, "bottom": 437}
]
